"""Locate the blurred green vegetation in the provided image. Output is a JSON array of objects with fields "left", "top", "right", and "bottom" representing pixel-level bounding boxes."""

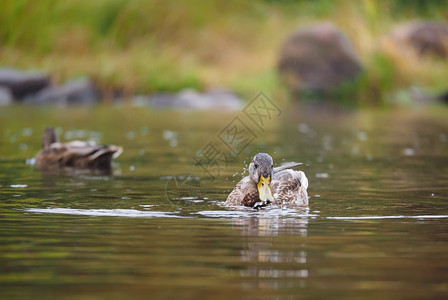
[{"left": 0, "top": 0, "right": 447, "bottom": 103}]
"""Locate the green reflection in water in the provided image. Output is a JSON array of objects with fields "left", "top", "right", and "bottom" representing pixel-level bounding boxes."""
[{"left": 1, "top": 104, "right": 448, "bottom": 299}]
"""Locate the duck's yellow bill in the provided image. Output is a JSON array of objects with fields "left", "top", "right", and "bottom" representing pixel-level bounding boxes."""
[{"left": 257, "top": 175, "right": 273, "bottom": 204}]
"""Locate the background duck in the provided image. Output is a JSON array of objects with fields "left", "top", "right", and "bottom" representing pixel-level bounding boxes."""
[
  {"left": 34, "top": 127, "right": 123, "bottom": 172},
  {"left": 225, "top": 153, "right": 308, "bottom": 209}
]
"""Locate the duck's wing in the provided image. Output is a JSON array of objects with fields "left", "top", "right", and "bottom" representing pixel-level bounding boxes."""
[
  {"left": 64, "top": 142, "right": 122, "bottom": 169},
  {"left": 272, "top": 169, "right": 308, "bottom": 207},
  {"left": 273, "top": 162, "right": 303, "bottom": 174},
  {"left": 225, "top": 176, "right": 257, "bottom": 206},
  {"left": 36, "top": 141, "right": 122, "bottom": 170},
  {"left": 85, "top": 144, "right": 123, "bottom": 161}
]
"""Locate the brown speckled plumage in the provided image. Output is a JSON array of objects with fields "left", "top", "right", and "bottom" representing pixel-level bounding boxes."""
[
  {"left": 271, "top": 169, "right": 308, "bottom": 207},
  {"left": 241, "top": 192, "right": 260, "bottom": 207},
  {"left": 34, "top": 127, "right": 122, "bottom": 173},
  {"left": 225, "top": 153, "right": 309, "bottom": 208}
]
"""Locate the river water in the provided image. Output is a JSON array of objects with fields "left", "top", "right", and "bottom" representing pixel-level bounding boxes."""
[{"left": 1, "top": 101, "right": 447, "bottom": 299}]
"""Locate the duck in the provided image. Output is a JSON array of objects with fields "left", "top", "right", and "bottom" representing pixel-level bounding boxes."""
[
  {"left": 34, "top": 127, "right": 123, "bottom": 172},
  {"left": 225, "top": 153, "right": 308, "bottom": 209}
]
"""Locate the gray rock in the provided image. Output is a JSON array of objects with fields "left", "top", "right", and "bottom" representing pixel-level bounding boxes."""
[
  {"left": 386, "top": 86, "right": 448, "bottom": 105},
  {"left": 24, "top": 77, "right": 100, "bottom": 105},
  {"left": 203, "top": 88, "right": 244, "bottom": 111},
  {"left": 0, "top": 68, "right": 51, "bottom": 100},
  {"left": 390, "top": 21, "right": 448, "bottom": 58},
  {"left": 147, "top": 92, "right": 179, "bottom": 108},
  {"left": 0, "top": 87, "right": 13, "bottom": 105},
  {"left": 439, "top": 90, "right": 448, "bottom": 104},
  {"left": 148, "top": 88, "right": 243, "bottom": 110},
  {"left": 278, "top": 23, "right": 363, "bottom": 93},
  {"left": 131, "top": 95, "right": 153, "bottom": 107}
]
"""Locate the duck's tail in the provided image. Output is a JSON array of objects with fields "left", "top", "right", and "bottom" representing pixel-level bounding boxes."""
[
  {"left": 273, "top": 162, "right": 303, "bottom": 174},
  {"left": 85, "top": 145, "right": 123, "bottom": 169}
]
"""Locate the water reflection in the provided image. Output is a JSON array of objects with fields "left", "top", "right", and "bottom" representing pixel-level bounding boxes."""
[
  {"left": 1, "top": 105, "right": 447, "bottom": 299},
  {"left": 196, "top": 207, "right": 312, "bottom": 287},
  {"left": 198, "top": 208, "right": 309, "bottom": 289},
  {"left": 237, "top": 214, "right": 309, "bottom": 289},
  {"left": 236, "top": 214, "right": 309, "bottom": 235}
]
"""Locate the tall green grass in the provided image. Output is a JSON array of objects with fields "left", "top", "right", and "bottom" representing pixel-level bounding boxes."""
[{"left": 0, "top": 0, "right": 447, "bottom": 103}]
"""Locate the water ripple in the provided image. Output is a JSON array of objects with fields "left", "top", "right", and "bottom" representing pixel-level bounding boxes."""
[
  {"left": 326, "top": 215, "right": 448, "bottom": 220},
  {"left": 196, "top": 208, "right": 317, "bottom": 219},
  {"left": 23, "top": 207, "right": 187, "bottom": 218}
]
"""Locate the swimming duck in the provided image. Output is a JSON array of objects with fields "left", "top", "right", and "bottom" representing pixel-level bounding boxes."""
[
  {"left": 225, "top": 153, "right": 308, "bottom": 208},
  {"left": 34, "top": 127, "right": 123, "bottom": 172}
]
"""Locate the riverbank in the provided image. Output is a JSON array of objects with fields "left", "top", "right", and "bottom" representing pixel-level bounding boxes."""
[{"left": 1, "top": 0, "right": 447, "bottom": 104}]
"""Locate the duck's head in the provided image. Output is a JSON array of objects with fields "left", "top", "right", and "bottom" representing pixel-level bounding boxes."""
[
  {"left": 249, "top": 153, "right": 274, "bottom": 205},
  {"left": 42, "top": 127, "right": 58, "bottom": 150}
]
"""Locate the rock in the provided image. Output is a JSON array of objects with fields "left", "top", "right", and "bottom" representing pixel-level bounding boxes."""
[
  {"left": 24, "top": 77, "right": 100, "bottom": 105},
  {"left": 386, "top": 86, "right": 448, "bottom": 106},
  {"left": 131, "top": 95, "right": 153, "bottom": 107},
  {"left": 278, "top": 23, "right": 363, "bottom": 93},
  {"left": 147, "top": 88, "right": 243, "bottom": 110},
  {"left": 147, "top": 92, "right": 180, "bottom": 108},
  {"left": 204, "top": 88, "right": 244, "bottom": 110},
  {"left": 0, "top": 87, "right": 13, "bottom": 105},
  {"left": 0, "top": 68, "right": 51, "bottom": 100},
  {"left": 390, "top": 21, "right": 448, "bottom": 58},
  {"left": 437, "top": 90, "right": 448, "bottom": 104}
]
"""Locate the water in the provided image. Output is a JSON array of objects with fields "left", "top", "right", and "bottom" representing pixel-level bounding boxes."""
[{"left": 1, "top": 103, "right": 448, "bottom": 299}]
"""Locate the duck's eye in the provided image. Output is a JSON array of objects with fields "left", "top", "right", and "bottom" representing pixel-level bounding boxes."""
[
  {"left": 271, "top": 164, "right": 273, "bottom": 168},
  {"left": 261, "top": 182, "right": 264, "bottom": 186},
  {"left": 254, "top": 164, "right": 258, "bottom": 169}
]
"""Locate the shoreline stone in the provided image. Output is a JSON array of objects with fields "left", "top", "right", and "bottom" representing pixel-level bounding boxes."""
[
  {"left": 146, "top": 88, "right": 244, "bottom": 110},
  {"left": 0, "top": 68, "right": 51, "bottom": 100},
  {"left": 390, "top": 21, "right": 448, "bottom": 59},
  {"left": 278, "top": 22, "right": 363, "bottom": 94},
  {"left": 23, "top": 77, "right": 100, "bottom": 106}
]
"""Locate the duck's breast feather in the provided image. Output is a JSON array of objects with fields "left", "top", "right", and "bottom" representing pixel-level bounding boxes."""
[{"left": 225, "top": 176, "right": 256, "bottom": 206}]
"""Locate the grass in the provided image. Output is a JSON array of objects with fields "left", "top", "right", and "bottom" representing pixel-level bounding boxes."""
[{"left": 0, "top": 0, "right": 447, "bottom": 103}]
